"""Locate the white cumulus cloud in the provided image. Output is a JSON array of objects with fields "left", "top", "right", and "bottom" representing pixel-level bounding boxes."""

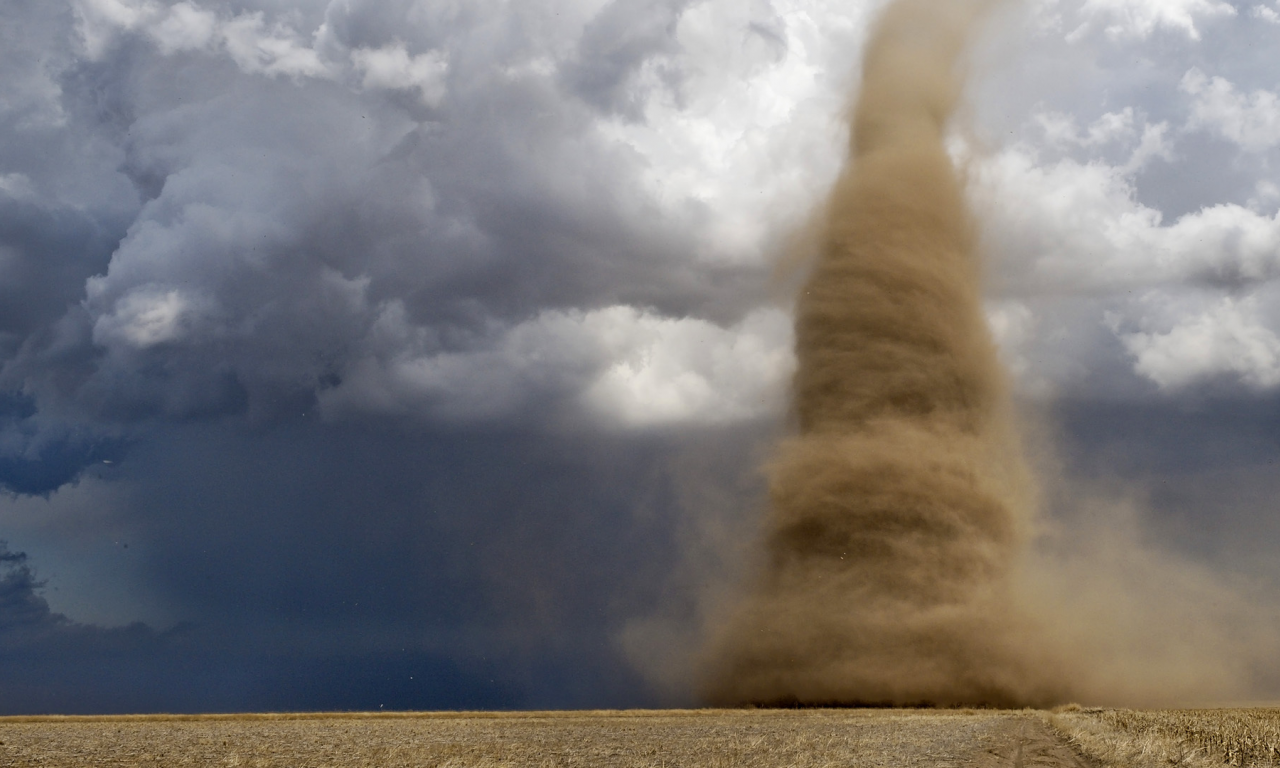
[
  {"left": 582, "top": 307, "right": 794, "bottom": 427},
  {"left": 1117, "top": 296, "right": 1280, "bottom": 390},
  {"left": 1182, "top": 69, "right": 1280, "bottom": 153},
  {"left": 1069, "top": 0, "right": 1236, "bottom": 40},
  {"left": 351, "top": 44, "right": 449, "bottom": 107},
  {"left": 1253, "top": 4, "right": 1280, "bottom": 23},
  {"left": 974, "top": 102, "right": 1280, "bottom": 394},
  {"left": 318, "top": 306, "right": 794, "bottom": 428},
  {"left": 92, "top": 287, "right": 207, "bottom": 349},
  {"left": 977, "top": 145, "right": 1280, "bottom": 292},
  {"left": 73, "top": 0, "right": 332, "bottom": 78}
]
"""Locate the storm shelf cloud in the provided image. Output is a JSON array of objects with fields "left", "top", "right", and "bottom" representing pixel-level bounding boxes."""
[{"left": 1, "top": 0, "right": 1280, "bottom": 711}]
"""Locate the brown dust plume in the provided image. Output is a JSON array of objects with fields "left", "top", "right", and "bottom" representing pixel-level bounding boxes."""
[{"left": 702, "top": 0, "right": 1070, "bottom": 708}]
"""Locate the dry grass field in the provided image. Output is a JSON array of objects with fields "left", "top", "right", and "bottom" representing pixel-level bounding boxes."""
[
  {"left": 1049, "top": 707, "right": 1280, "bottom": 767},
  {"left": 0, "top": 706, "right": 1277, "bottom": 767},
  {"left": 0, "top": 709, "right": 1085, "bottom": 768}
]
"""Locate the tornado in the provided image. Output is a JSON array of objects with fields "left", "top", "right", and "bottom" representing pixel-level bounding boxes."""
[{"left": 704, "top": 0, "right": 1068, "bottom": 707}]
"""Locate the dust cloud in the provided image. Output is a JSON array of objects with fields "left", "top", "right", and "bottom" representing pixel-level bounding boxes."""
[
  {"left": 1015, "top": 470, "right": 1280, "bottom": 707},
  {"left": 701, "top": 0, "right": 1068, "bottom": 707},
  {"left": 699, "top": 0, "right": 1280, "bottom": 709}
]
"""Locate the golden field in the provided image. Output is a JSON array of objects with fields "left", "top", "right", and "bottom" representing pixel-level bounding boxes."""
[
  {"left": 0, "top": 706, "right": 1277, "bottom": 767},
  {"left": 1050, "top": 707, "right": 1280, "bottom": 767}
]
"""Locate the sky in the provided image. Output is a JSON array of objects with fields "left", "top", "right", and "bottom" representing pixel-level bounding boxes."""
[{"left": 0, "top": 0, "right": 1278, "bottom": 713}]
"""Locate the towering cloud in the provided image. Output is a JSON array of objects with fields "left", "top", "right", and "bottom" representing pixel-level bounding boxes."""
[{"left": 1, "top": 0, "right": 1279, "bottom": 712}]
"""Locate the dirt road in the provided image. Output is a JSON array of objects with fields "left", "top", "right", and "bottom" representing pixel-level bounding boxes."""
[{"left": 970, "top": 716, "right": 1100, "bottom": 768}]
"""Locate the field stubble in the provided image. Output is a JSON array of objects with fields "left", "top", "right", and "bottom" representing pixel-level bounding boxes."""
[
  {"left": 0, "top": 708, "right": 1079, "bottom": 768},
  {"left": 1050, "top": 707, "right": 1280, "bottom": 767},
  {"left": 5, "top": 707, "right": 1280, "bottom": 767}
]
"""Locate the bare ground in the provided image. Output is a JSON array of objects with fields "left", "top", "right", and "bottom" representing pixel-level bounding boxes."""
[{"left": 0, "top": 709, "right": 1099, "bottom": 768}]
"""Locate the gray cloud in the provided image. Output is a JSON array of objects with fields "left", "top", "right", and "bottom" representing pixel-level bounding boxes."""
[
  {"left": 1, "top": 0, "right": 1279, "bottom": 710},
  {"left": 562, "top": 0, "right": 695, "bottom": 119},
  {"left": 0, "top": 538, "right": 536, "bottom": 713},
  {"left": 3, "top": 0, "right": 810, "bottom": 434}
]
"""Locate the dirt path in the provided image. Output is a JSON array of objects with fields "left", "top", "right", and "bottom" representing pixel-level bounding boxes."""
[{"left": 969, "top": 716, "right": 1099, "bottom": 768}]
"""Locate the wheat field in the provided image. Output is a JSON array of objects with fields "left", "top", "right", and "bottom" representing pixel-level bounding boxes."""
[
  {"left": 1050, "top": 707, "right": 1280, "bottom": 767},
  {"left": 0, "top": 706, "right": 1277, "bottom": 767},
  {"left": 0, "top": 709, "right": 1072, "bottom": 768}
]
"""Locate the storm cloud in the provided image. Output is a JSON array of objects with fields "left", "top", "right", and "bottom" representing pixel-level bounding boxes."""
[{"left": 1, "top": 0, "right": 1280, "bottom": 710}]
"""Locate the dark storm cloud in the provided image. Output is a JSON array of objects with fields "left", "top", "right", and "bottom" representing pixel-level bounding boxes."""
[
  {"left": 0, "top": 191, "right": 130, "bottom": 493},
  {"left": 0, "top": 542, "right": 194, "bottom": 713},
  {"left": 4, "top": 0, "right": 785, "bottom": 437},
  {"left": 0, "top": 199, "right": 121, "bottom": 346},
  {"left": 0, "top": 539, "right": 531, "bottom": 713},
  {"left": 1, "top": 0, "right": 1280, "bottom": 713},
  {"left": 0, "top": 418, "right": 773, "bottom": 710},
  {"left": 0, "top": 0, "right": 806, "bottom": 711},
  {"left": 0, "top": 393, "right": 128, "bottom": 495}
]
